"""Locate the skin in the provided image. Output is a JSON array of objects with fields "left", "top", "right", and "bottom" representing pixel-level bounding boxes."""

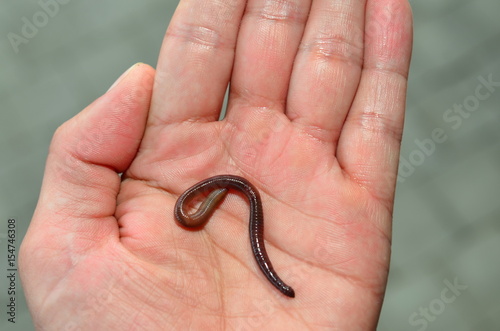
[{"left": 19, "top": 0, "right": 413, "bottom": 330}]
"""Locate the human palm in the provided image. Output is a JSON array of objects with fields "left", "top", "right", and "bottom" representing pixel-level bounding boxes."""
[{"left": 20, "top": 0, "right": 412, "bottom": 330}]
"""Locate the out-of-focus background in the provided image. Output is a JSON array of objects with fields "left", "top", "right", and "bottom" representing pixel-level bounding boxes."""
[{"left": 1, "top": 1, "right": 499, "bottom": 330}]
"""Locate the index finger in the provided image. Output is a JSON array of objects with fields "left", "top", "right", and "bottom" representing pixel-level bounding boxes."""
[{"left": 150, "top": 0, "right": 247, "bottom": 124}]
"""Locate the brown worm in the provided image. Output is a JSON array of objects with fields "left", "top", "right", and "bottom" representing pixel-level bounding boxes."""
[{"left": 174, "top": 175, "right": 295, "bottom": 298}]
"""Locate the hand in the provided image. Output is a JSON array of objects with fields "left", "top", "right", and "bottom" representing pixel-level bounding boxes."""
[{"left": 20, "top": 0, "right": 412, "bottom": 329}]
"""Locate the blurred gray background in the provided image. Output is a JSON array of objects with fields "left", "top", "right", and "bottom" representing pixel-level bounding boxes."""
[{"left": 1, "top": 0, "right": 498, "bottom": 330}]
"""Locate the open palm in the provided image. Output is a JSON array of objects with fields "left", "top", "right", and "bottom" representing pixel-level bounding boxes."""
[{"left": 20, "top": 0, "right": 412, "bottom": 329}]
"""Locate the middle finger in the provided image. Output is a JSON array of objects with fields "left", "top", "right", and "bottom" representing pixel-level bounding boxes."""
[{"left": 228, "top": 0, "right": 312, "bottom": 114}]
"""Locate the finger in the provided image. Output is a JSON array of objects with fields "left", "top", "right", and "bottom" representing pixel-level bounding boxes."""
[
  {"left": 227, "top": 0, "right": 311, "bottom": 115},
  {"left": 151, "top": 0, "right": 247, "bottom": 124},
  {"left": 337, "top": 0, "right": 413, "bottom": 209},
  {"left": 286, "top": 0, "right": 367, "bottom": 145},
  {"left": 23, "top": 63, "right": 155, "bottom": 248}
]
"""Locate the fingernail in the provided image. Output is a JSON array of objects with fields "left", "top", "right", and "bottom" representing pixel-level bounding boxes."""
[{"left": 107, "top": 63, "right": 141, "bottom": 92}]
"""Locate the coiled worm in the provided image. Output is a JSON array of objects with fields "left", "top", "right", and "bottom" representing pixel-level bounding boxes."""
[{"left": 174, "top": 175, "right": 295, "bottom": 298}]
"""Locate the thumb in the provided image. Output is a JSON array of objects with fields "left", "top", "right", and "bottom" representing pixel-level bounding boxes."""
[{"left": 20, "top": 63, "right": 154, "bottom": 275}]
